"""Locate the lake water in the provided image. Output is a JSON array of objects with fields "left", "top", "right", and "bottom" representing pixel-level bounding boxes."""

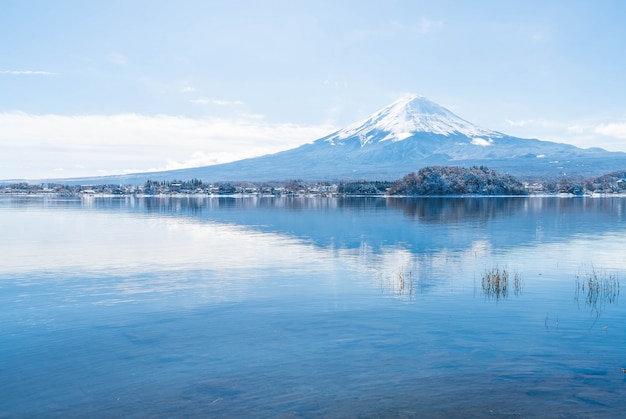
[{"left": 1, "top": 195, "right": 625, "bottom": 417}]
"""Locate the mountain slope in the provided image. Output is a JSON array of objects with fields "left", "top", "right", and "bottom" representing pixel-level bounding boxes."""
[{"left": 47, "top": 95, "right": 626, "bottom": 185}]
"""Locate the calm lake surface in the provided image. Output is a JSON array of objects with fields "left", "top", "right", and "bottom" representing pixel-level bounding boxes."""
[{"left": 1, "top": 195, "right": 625, "bottom": 417}]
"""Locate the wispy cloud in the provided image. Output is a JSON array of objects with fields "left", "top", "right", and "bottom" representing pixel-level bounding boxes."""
[
  {"left": 395, "top": 18, "right": 444, "bottom": 34},
  {"left": 566, "top": 124, "right": 586, "bottom": 134},
  {"left": 348, "top": 18, "right": 443, "bottom": 43},
  {"left": 107, "top": 51, "right": 128, "bottom": 65},
  {"left": 190, "top": 98, "right": 244, "bottom": 106},
  {"left": 213, "top": 99, "right": 244, "bottom": 106},
  {"left": 505, "top": 119, "right": 532, "bottom": 127},
  {"left": 502, "top": 115, "right": 626, "bottom": 152},
  {"left": 505, "top": 119, "right": 563, "bottom": 129},
  {"left": 189, "top": 98, "right": 211, "bottom": 105},
  {"left": 0, "top": 112, "right": 335, "bottom": 179},
  {"left": 0, "top": 70, "right": 54, "bottom": 75}
]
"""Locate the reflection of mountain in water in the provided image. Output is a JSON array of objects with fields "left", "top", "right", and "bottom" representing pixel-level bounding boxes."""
[
  {"left": 4, "top": 195, "right": 624, "bottom": 300},
  {"left": 6, "top": 196, "right": 626, "bottom": 255},
  {"left": 106, "top": 196, "right": 626, "bottom": 253}
]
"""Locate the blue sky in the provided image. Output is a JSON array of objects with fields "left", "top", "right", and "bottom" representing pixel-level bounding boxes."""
[{"left": 2, "top": 0, "right": 626, "bottom": 179}]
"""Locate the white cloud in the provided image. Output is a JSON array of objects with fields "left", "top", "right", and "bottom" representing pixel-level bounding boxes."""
[
  {"left": 0, "top": 112, "right": 336, "bottom": 179},
  {"left": 0, "top": 70, "right": 54, "bottom": 75},
  {"left": 594, "top": 122, "right": 626, "bottom": 140},
  {"left": 180, "top": 86, "right": 196, "bottom": 93}
]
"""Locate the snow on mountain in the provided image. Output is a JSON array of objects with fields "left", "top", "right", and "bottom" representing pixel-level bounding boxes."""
[{"left": 326, "top": 95, "right": 502, "bottom": 146}]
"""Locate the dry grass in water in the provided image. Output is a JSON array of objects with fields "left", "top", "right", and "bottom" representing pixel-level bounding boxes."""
[
  {"left": 397, "top": 271, "right": 414, "bottom": 298},
  {"left": 380, "top": 271, "right": 415, "bottom": 300},
  {"left": 482, "top": 266, "right": 522, "bottom": 301},
  {"left": 575, "top": 266, "right": 620, "bottom": 317}
]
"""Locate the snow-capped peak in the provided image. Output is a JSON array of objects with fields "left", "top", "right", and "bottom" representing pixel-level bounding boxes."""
[{"left": 326, "top": 94, "right": 502, "bottom": 146}]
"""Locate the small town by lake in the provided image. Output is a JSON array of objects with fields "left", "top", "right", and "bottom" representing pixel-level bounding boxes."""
[{"left": 1, "top": 195, "right": 625, "bottom": 417}]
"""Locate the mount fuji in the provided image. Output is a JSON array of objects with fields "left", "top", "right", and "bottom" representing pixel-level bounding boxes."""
[{"left": 52, "top": 95, "right": 626, "bottom": 185}]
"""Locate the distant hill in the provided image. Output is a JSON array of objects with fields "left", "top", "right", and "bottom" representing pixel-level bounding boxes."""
[{"left": 26, "top": 95, "right": 626, "bottom": 185}]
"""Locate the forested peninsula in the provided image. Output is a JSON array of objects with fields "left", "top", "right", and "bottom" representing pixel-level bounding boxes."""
[{"left": 387, "top": 166, "right": 526, "bottom": 196}]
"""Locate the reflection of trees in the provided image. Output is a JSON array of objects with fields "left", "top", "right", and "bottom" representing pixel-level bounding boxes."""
[
  {"left": 388, "top": 196, "right": 626, "bottom": 230},
  {"left": 140, "top": 196, "right": 212, "bottom": 214},
  {"left": 83, "top": 196, "right": 626, "bottom": 229},
  {"left": 6, "top": 195, "right": 84, "bottom": 209},
  {"left": 73, "top": 196, "right": 626, "bottom": 259},
  {"left": 386, "top": 197, "right": 526, "bottom": 224},
  {"left": 134, "top": 196, "right": 387, "bottom": 213}
]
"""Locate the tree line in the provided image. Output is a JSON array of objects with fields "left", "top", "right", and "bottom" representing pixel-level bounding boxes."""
[{"left": 3, "top": 167, "right": 626, "bottom": 196}]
